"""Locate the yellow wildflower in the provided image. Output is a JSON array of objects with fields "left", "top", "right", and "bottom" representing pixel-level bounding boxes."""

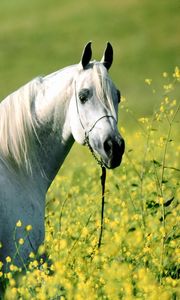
[
  {"left": 38, "top": 244, "right": 45, "bottom": 255},
  {"left": 160, "top": 227, "right": 166, "bottom": 237},
  {"left": 173, "top": 66, "right": 180, "bottom": 80},
  {"left": 29, "top": 252, "right": 35, "bottom": 259},
  {"left": 81, "top": 227, "right": 89, "bottom": 237},
  {"left": 6, "top": 256, "right": 11, "bottom": 263},
  {"left": 160, "top": 105, "right": 164, "bottom": 112},
  {"left": 19, "top": 238, "right": 24, "bottom": 245},
  {"left": 159, "top": 197, "right": 164, "bottom": 205},
  {"left": 6, "top": 272, "right": 12, "bottom": 279},
  {"left": 145, "top": 78, "right": 152, "bottom": 85},
  {"left": 120, "top": 126, "right": 125, "bottom": 134},
  {"left": 10, "top": 264, "right": 18, "bottom": 272},
  {"left": 0, "top": 261, "right": 3, "bottom": 270},
  {"left": 9, "top": 278, "right": 16, "bottom": 287},
  {"left": 170, "top": 99, "right": 176, "bottom": 107},
  {"left": 163, "top": 72, "right": 168, "bottom": 78},
  {"left": 16, "top": 220, "right": 22, "bottom": 227},
  {"left": 32, "top": 260, "right": 39, "bottom": 268},
  {"left": 164, "top": 97, "right": 169, "bottom": 104},
  {"left": 25, "top": 224, "right": 32, "bottom": 231},
  {"left": 121, "top": 96, "right": 126, "bottom": 102},
  {"left": 163, "top": 84, "right": 173, "bottom": 91}
]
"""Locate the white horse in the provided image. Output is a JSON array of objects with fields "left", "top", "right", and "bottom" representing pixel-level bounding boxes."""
[{"left": 0, "top": 42, "right": 125, "bottom": 270}]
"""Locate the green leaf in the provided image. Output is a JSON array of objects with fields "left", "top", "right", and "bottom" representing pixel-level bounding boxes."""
[{"left": 164, "top": 196, "right": 175, "bottom": 207}]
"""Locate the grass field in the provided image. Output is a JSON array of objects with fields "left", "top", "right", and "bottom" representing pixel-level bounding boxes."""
[
  {"left": 0, "top": 0, "right": 179, "bottom": 114},
  {"left": 0, "top": 0, "right": 179, "bottom": 299}
]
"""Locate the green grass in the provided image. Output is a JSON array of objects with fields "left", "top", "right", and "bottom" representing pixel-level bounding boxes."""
[{"left": 0, "top": 0, "right": 179, "bottom": 114}]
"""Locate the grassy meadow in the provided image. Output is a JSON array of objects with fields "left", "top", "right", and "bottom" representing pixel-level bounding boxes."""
[{"left": 0, "top": 0, "right": 179, "bottom": 299}]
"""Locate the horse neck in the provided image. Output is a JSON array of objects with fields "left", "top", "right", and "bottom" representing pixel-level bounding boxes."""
[{"left": 34, "top": 66, "right": 77, "bottom": 189}]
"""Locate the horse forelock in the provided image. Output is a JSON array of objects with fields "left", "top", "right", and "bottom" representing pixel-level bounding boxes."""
[
  {"left": 92, "top": 63, "right": 117, "bottom": 118},
  {"left": 0, "top": 78, "right": 42, "bottom": 172}
]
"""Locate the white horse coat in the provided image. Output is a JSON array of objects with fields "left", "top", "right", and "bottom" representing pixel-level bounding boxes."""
[{"left": 0, "top": 42, "right": 124, "bottom": 270}]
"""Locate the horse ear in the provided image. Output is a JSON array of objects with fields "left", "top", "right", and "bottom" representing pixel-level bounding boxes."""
[
  {"left": 81, "top": 42, "right": 92, "bottom": 69},
  {"left": 101, "top": 42, "right": 113, "bottom": 70}
]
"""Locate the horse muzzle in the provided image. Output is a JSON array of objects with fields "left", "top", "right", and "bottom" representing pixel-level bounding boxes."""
[{"left": 102, "top": 136, "right": 125, "bottom": 169}]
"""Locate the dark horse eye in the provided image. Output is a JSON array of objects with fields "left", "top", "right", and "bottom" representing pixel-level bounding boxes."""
[
  {"left": 79, "top": 89, "right": 90, "bottom": 104},
  {"left": 117, "top": 89, "right": 121, "bottom": 103}
]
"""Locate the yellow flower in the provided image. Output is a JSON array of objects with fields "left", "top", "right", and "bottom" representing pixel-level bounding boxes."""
[
  {"left": 145, "top": 78, "right": 152, "bottom": 85},
  {"left": 120, "top": 126, "right": 125, "bottom": 134},
  {"left": 138, "top": 117, "right": 145, "bottom": 124},
  {"left": 143, "top": 247, "right": 150, "bottom": 253},
  {"left": 164, "top": 97, "right": 169, "bottom": 104},
  {"left": 121, "top": 96, "right": 126, "bottom": 102},
  {"left": 50, "top": 264, "right": 55, "bottom": 272},
  {"left": 170, "top": 109, "right": 174, "bottom": 116},
  {"left": 171, "top": 99, "right": 176, "bottom": 107},
  {"left": 173, "top": 66, "right": 180, "bottom": 80},
  {"left": 60, "top": 239, "right": 67, "bottom": 250},
  {"left": 10, "top": 264, "right": 18, "bottom": 272},
  {"left": 163, "top": 72, "right": 168, "bottom": 78},
  {"left": 16, "top": 220, "right": 22, "bottom": 227},
  {"left": 138, "top": 117, "right": 148, "bottom": 124},
  {"left": 38, "top": 244, "right": 45, "bottom": 255},
  {"left": 19, "top": 238, "right": 24, "bottom": 245},
  {"left": 81, "top": 227, "right": 89, "bottom": 237},
  {"left": 9, "top": 278, "right": 16, "bottom": 287},
  {"left": 32, "top": 260, "right": 38, "bottom": 268},
  {"left": 29, "top": 252, "right": 35, "bottom": 259},
  {"left": 160, "top": 105, "right": 164, "bottom": 112},
  {"left": 159, "top": 197, "right": 164, "bottom": 205},
  {"left": 26, "top": 225, "right": 32, "bottom": 232},
  {"left": 6, "top": 272, "right": 12, "bottom": 279},
  {"left": 0, "top": 271, "right": 3, "bottom": 278},
  {"left": 163, "top": 84, "right": 173, "bottom": 91},
  {"left": 6, "top": 256, "right": 11, "bottom": 263},
  {"left": 0, "top": 261, "right": 3, "bottom": 270},
  {"left": 160, "top": 227, "right": 166, "bottom": 237},
  {"left": 42, "top": 262, "right": 48, "bottom": 270}
]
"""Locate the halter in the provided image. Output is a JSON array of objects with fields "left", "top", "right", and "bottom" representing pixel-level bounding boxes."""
[
  {"left": 74, "top": 81, "right": 117, "bottom": 167},
  {"left": 74, "top": 80, "right": 117, "bottom": 248}
]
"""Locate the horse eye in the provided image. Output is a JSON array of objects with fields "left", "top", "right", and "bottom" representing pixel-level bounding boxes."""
[
  {"left": 117, "top": 89, "right": 121, "bottom": 103},
  {"left": 79, "top": 89, "right": 90, "bottom": 104}
]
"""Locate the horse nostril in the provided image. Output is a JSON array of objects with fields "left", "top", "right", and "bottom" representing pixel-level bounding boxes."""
[
  {"left": 103, "top": 137, "right": 125, "bottom": 169},
  {"left": 104, "top": 138, "right": 125, "bottom": 157},
  {"left": 104, "top": 139, "right": 113, "bottom": 155}
]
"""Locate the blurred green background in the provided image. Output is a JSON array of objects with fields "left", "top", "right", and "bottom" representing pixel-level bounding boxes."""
[{"left": 0, "top": 0, "right": 179, "bottom": 116}]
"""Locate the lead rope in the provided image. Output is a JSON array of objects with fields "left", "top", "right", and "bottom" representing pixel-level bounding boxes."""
[
  {"left": 85, "top": 135, "right": 106, "bottom": 249},
  {"left": 98, "top": 165, "right": 106, "bottom": 248},
  {"left": 75, "top": 81, "right": 108, "bottom": 249}
]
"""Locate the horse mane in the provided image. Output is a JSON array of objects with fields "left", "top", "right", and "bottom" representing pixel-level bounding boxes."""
[
  {"left": 0, "top": 77, "right": 43, "bottom": 173},
  {"left": 0, "top": 63, "right": 116, "bottom": 173}
]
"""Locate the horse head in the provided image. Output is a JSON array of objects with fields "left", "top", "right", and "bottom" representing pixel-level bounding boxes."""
[{"left": 69, "top": 42, "right": 125, "bottom": 169}]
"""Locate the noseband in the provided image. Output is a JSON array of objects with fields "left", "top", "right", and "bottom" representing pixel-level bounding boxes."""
[{"left": 74, "top": 81, "right": 117, "bottom": 167}]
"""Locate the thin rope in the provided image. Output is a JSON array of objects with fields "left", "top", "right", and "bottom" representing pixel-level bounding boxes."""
[
  {"left": 85, "top": 135, "right": 106, "bottom": 248},
  {"left": 74, "top": 80, "right": 114, "bottom": 249},
  {"left": 98, "top": 166, "right": 106, "bottom": 248}
]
